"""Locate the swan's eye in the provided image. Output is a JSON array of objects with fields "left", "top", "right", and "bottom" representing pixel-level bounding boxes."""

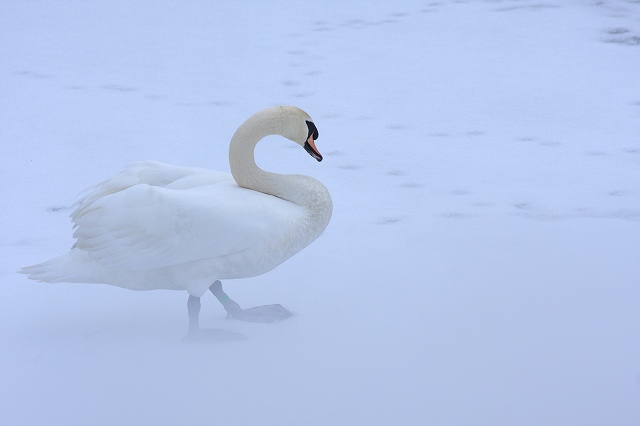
[{"left": 306, "top": 121, "right": 319, "bottom": 140}]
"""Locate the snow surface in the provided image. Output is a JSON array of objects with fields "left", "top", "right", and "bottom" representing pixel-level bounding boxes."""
[{"left": 2, "top": 0, "right": 640, "bottom": 424}]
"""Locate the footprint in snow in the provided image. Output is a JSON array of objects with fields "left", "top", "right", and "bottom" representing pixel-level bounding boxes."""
[
  {"left": 313, "top": 21, "right": 333, "bottom": 32},
  {"left": 15, "top": 70, "right": 54, "bottom": 80},
  {"left": 400, "top": 182, "right": 425, "bottom": 188},
  {"left": 441, "top": 212, "right": 467, "bottom": 219},
  {"left": 208, "top": 101, "right": 232, "bottom": 107},
  {"left": 451, "top": 189, "right": 470, "bottom": 195},
  {"left": 513, "top": 202, "right": 533, "bottom": 211},
  {"left": 377, "top": 217, "right": 401, "bottom": 225},
  {"left": 102, "top": 84, "right": 138, "bottom": 93},
  {"left": 605, "top": 27, "right": 630, "bottom": 35},
  {"left": 47, "top": 206, "right": 70, "bottom": 213},
  {"left": 494, "top": 4, "right": 559, "bottom": 12},
  {"left": 387, "top": 124, "right": 408, "bottom": 130},
  {"left": 603, "top": 28, "right": 640, "bottom": 46},
  {"left": 339, "top": 164, "right": 361, "bottom": 170}
]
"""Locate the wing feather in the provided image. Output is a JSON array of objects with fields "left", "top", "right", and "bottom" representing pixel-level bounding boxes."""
[{"left": 70, "top": 162, "right": 301, "bottom": 271}]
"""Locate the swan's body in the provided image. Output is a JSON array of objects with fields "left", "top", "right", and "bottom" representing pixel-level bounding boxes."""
[{"left": 21, "top": 106, "right": 332, "bottom": 337}]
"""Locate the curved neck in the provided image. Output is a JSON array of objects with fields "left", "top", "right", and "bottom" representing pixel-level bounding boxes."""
[
  {"left": 228, "top": 108, "right": 333, "bottom": 240},
  {"left": 228, "top": 109, "right": 292, "bottom": 200}
]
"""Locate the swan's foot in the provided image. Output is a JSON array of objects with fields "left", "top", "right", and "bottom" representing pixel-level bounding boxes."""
[
  {"left": 225, "top": 304, "right": 293, "bottom": 323},
  {"left": 185, "top": 294, "right": 247, "bottom": 343},
  {"left": 209, "top": 280, "right": 293, "bottom": 323}
]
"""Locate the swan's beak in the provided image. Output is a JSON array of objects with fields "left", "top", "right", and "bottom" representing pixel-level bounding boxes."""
[{"left": 304, "top": 136, "right": 323, "bottom": 162}]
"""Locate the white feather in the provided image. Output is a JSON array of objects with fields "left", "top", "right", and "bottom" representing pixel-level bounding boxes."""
[{"left": 20, "top": 106, "right": 332, "bottom": 297}]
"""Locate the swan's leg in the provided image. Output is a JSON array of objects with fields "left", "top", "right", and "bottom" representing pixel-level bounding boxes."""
[
  {"left": 209, "top": 280, "right": 293, "bottom": 323},
  {"left": 184, "top": 294, "right": 247, "bottom": 343},
  {"left": 209, "top": 281, "right": 243, "bottom": 318},
  {"left": 187, "top": 295, "right": 201, "bottom": 333}
]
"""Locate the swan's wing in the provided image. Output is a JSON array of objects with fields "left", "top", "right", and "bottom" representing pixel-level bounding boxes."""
[
  {"left": 71, "top": 172, "right": 301, "bottom": 271},
  {"left": 73, "top": 161, "right": 231, "bottom": 218}
]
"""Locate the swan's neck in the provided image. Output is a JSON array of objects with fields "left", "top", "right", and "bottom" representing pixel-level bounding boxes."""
[
  {"left": 229, "top": 110, "right": 301, "bottom": 203},
  {"left": 228, "top": 108, "right": 333, "bottom": 244}
]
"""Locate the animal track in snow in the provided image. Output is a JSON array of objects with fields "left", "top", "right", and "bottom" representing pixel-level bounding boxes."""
[
  {"left": 313, "top": 21, "right": 333, "bottom": 32},
  {"left": 606, "top": 27, "right": 630, "bottom": 35},
  {"left": 387, "top": 124, "right": 408, "bottom": 130},
  {"left": 472, "top": 202, "right": 493, "bottom": 208},
  {"left": 47, "top": 206, "right": 70, "bottom": 213},
  {"left": 15, "top": 70, "right": 54, "bottom": 80},
  {"left": 377, "top": 217, "right": 401, "bottom": 225},
  {"left": 603, "top": 28, "right": 640, "bottom": 46},
  {"left": 494, "top": 3, "right": 560, "bottom": 12},
  {"left": 513, "top": 202, "right": 533, "bottom": 211},
  {"left": 101, "top": 84, "right": 138, "bottom": 92},
  {"left": 207, "top": 101, "right": 232, "bottom": 107},
  {"left": 400, "top": 182, "right": 425, "bottom": 188},
  {"left": 440, "top": 212, "right": 468, "bottom": 219},
  {"left": 338, "top": 164, "right": 361, "bottom": 170}
]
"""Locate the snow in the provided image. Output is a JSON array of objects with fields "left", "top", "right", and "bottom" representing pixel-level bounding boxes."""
[{"left": 2, "top": 0, "right": 640, "bottom": 424}]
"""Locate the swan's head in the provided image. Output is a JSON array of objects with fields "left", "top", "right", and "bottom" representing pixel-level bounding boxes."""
[{"left": 277, "top": 106, "right": 323, "bottom": 162}]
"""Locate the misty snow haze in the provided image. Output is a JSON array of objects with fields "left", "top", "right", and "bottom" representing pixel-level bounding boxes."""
[{"left": 2, "top": 0, "right": 640, "bottom": 425}]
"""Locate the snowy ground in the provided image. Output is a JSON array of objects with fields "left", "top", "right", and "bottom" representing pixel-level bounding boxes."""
[{"left": 2, "top": 0, "right": 640, "bottom": 424}]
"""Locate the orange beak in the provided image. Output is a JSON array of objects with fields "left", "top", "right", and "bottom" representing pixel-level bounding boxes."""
[{"left": 304, "top": 135, "right": 323, "bottom": 162}]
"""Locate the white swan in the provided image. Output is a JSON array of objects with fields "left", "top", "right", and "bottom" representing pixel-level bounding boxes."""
[{"left": 20, "top": 106, "right": 332, "bottom": 339}]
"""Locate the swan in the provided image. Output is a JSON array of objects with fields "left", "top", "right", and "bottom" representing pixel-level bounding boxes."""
[{"left": 20, "top": 106, "right": 332, "bottom": 340}]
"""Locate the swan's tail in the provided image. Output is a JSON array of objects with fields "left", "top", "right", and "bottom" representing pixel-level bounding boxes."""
[{"left": 18, "top": 249, "right": 99, "bottom": 284}]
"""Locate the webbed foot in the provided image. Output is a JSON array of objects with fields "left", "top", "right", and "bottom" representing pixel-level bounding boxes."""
[
  {"left": 225, "top": 304, "right": 293, "bottom": 323},
  {"left": 209, "top": 280, "right": 293, "bottom": 323}
]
